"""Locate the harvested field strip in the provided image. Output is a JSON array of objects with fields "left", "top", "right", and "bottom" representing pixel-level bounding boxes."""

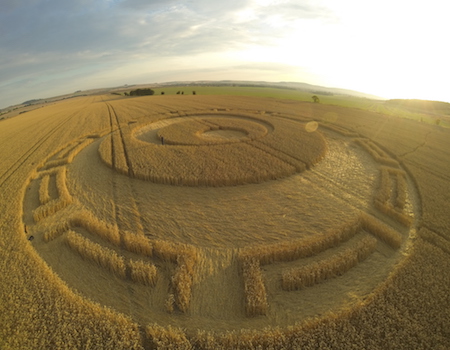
[
  {"left": 43, "top": 220, "right": 72, "bottom": 242},
  {"left": 354, "top": 138, "right": 399, "bottom": 167},
  {"left": 66, "top": 138, "right": 94, "bottom": 162},
  {"left": 66, "top": 230, "right": 126, "bottom": 278},
  {"left": 112, "top": 131, "right": 129, "bottom": 175},
  {"left": 37, "top": 166, "right": 66, "bottom": 178},
  {"left": 98, "top": 135, "right": 113, "bottom": 168},
  {"left": 42, "top": 210, "right": 121, "bottom": 246},
  {"left": 242, "top": 257, "right": 269, "bottom": 316},
  {"left": 374, "top": 201, "right": 413, "bottom": 228},
  {"left": 43, "top": 208, "right": 153, "bottom": 256},
  {"left": 240, "top": 218, "right": 361, "bottom": 265},
  {"left": 172, "top": 262, "right": 194, "bottom": 313},
  {"left": 129, "top": 259, "right": 158, "bottom": 286},
  {"left": 98, "top": 132, "right": 129, "bottom": 175},
  {"left": 372, "top": 166, "right": 411, "bottom": 227},
  {"left": 239, "top": 214, "right": 402, "bottom": 316},
  {"left": 359, "top": 213, "right": 403, "bottom": 249},
  {"left": 239, "top": 219, "right": 361, "bottom": 317},
  {"left": 122, "top": 232, "right": 153, "bottom": 257},
  {"left": 281, "top": 235, "right": 378, "bottom": 290},
  {"left": 69, "top": 211, "right": 121, "bottom": 247},
  {"left": 56, "top": 139, "right": 86, "bottom": 159},
  {"left": 153, "top": 240, "right": 198, "bottom": 313},
  {"left": 375, "top": 167, "right": 407, "bottom": 209},
  {"left": 395, "top": 171, "right": 407, "bottom": 209},
  {"left": 38, "top": 175, "right": 51, "bottom": 205},
  {"left": 33, "top": 167, "right": 72, "bottom": 222},
  {"left": 250, "top": 141, "right": 306, "bottom": 172},
  {"left": 320, "top": 123, "right": 359, "bottom": 137},
  {"left": 33, "top": 199, "right": 68, "bottom": 224},
  {"left": 43, "top": 138, "right": 94, "bottom": 170},
  {"left": 55, "top": 143, "right": 75, "bottom": 159},
  {"left": 42, "top": 158, "right": 69, "bottom": 169},
  {"left": 375, "top": 167, "right": 391, "bottom": 203},
  {"left": 108, "top": 103, "right": 133, "bottom": 175}
]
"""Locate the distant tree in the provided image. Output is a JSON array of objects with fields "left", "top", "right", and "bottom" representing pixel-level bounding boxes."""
[
  {"left": 193, "top": 91, "right": 196, "bottom": 95},
  {"left": 161, "top": 91, "right": 165, "bottom": 95},
  {"left": 129, "top": 88, "right": 155, "bottom": 96},
  {"left": 435, "top": 118, "right": 441, "bottom": 126},
  {"left": 181, "top": 91, "right": 184, "bottom": 95},
  {"left": 312, "top": 95, "right": 320, "bottom": 103},
  {"left": 176, "top": 91, "right": 180, "bottom": 95}
]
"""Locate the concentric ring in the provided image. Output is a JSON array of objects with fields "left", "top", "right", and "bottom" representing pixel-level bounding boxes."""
[{"left": 98, "top": 113, "right": 327, "bottom": 186}]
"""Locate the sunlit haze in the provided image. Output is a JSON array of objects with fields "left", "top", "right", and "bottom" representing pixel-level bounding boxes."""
[{"left": 1, "top": 0, "right": 449, "bottom": 108}]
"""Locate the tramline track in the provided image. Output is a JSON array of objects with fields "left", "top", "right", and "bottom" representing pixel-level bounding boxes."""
[{"left": 0, "top": 109, "right": 82, "bottom": 190}]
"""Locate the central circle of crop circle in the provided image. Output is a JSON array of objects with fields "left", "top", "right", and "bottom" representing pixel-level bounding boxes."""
[{"left": 98, "top": 114, "right": 328, "bottom": 186}]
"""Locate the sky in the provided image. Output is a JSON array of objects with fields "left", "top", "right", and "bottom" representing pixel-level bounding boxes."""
[{"left": 1, "top": 0, "right": 449, "bottom": 108}]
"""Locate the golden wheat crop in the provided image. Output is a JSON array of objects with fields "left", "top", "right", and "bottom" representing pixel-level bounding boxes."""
[
  {"left": 373, "top": 166, "right": 412, "bottom": 227},
  {"left": 38, "top": 174, "right": 51, "bottom": 205},
  {"left": 66, "top": 138, "right": 94, "bottom": 163},
  {"left": 355, "top": 138, "right": 399, "bottom": 167},
  {"left": 1, "top": 94, "right": 448, "bottom": 349},
  {"left": 320, "top": 122, "right": 359, "bottom": 137},
  {"left": 241, "top": 257, "right": 269, "bottom": 316},
  {"left": 98, "top": 133, "right": 113, "bottom": 168},
  {"left": 33, "top": 167, "right": 72, "bottom": 222},
  {"left": 41, "top": 138, "right": 94, "bottom": 170},
  {"left": 157, "top": 119, "right": 210, "bottom": 145},
  {"left": 97, "top": 110, "right": 326, "bottom": 186},
  {"left": 122, "top": 231, "right": 153, "bottom": 256},
  {"left": 43, "top": 220, "right": 72, "bottom": 242},
  {"left": 146, "top": 324, "right": 192, "bottom": 349},
  {"left": 129, "top": 259, "right": 158, "bottom": 286},
  {"left": 65, "top": 230, "right": 126, "bottom": 278},
  {"left": 281, "top": 235, "right": 378, "bottom": 290},
  {"left": 395, "top": 171, "right": 407, "bottom": 209},
  {"left": 151, "top": 240, "right": 198, "bottom": 313},
  {"left": 239, "top": 217, "right": 361, "bottom": 265},
  {"left": 69, "top": 210, "right": 121, "bottom": 246}
]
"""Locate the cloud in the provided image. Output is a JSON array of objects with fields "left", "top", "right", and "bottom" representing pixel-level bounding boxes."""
[
  {"left": 3, "top": 0, "right": 448, "bottom": 108},
  {"left": 0, "top": 0, "right": 310, "bottom": 107}
]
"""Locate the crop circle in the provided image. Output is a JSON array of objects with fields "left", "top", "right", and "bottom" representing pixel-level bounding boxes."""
[{"left": 22, "top": 106, "right": 418, "bottom": 341}]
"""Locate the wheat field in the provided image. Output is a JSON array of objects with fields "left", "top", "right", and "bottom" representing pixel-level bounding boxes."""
[{"left": 0, "top": 94, "right": 449, "bottom": 349}]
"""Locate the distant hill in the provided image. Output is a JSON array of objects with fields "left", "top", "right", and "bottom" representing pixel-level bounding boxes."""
[{"left": 159, "top": 80, "right": 384, "bottom": 100}]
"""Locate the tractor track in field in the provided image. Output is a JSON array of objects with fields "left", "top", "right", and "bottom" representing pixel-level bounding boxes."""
[
  {"left": 104, "top": 102, "right": 144, "bottom": 237},
  {"left": 106, "top": 103, "right": 134, "bottom": 176},
  {"left": 106, "top": 103, "right": 117, "bottom": 170}
]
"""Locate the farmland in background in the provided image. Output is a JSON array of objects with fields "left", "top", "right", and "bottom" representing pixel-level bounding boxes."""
[
  {"left": 0, "top": 91, "right": 449, "bottom": 349},
  {"left": 148, "top": 85, "right": 450, "bottom": 127}
]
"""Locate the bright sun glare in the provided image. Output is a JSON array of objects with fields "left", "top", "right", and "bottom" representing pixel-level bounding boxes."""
[{"left": 232, "top": 0, "right": 449, "bottom": 101}]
